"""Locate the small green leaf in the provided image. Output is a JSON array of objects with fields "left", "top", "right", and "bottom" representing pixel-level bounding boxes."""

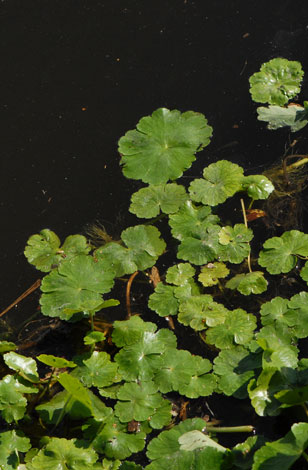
[
  {"left": 36, "top": 354, "right": 77, "bottom": 368},
  {"left": 177, "top": 225, "right": 222, "bottom": 265},
  {"left": 96, "top": 225, "right": 166, "bottom": 277},
  {"left": 287, "top": 291, "right": 308, "bottom": 338},
  {"left": 198, "top": 262, "right": 229, "bottom": 287},
  {"left": 148, "top": 283, "right": 179, "bottom": 317},
  {"left": 275, "top": 385, "right": 308, "bottom": 408},
  {"left": 83, "top": 331, "right": 106, "bottom": 345},
  {"left": 179, "top": 430, "right": 227, "bottom": 452},
  {"left": 258, "top": 230, "right": 308, "bottom": 274},
  {"left": 232, "top": 435, "right": 266, "bottom": 470},
  {"left": 3, "top": 352, "right": 39, "bottom": 383},
  {"left": 129, "top": 183, "right": 187, "bottom": 218},
  {"left": 206, "top": 309, "right": 257, "bottom": 349},
  {"left": 57, "top": 373, "right": 93, "bottom": 411},
  {"left": 218, "top": 224, "right": 253, "bottom": 264},
  {"left": 73, "top": 351, "right": 118, "bottom": 388},
  {"left": 260, "top": 297, "right": 291, "bottom": 327},
  {"left": 178, "top": 295, "right": 229, "bottom": 330},
  {"left": 0, "top": 375, "right": 29, "bottom": 423},
  {"left": 300, "top": 260, "right": 308, "bottom": 282},
  {"left": 178, "top": 355, "right": 216, "bottom": 398},
  {"left": 241, "top": 175, "right": 274, "bottom": 200},
  {"left": 189, "top": 160, "right": 244, "bottom": 206},
  {"left": 226, "top": 271, "right": 268, "bottom": 295},
  {"left": 249, "top": 58, "right": 304, "bottom": 105},
  {"left": 0, "top": 341, "right": 16, "bottom": 353},
  {"left": 248, "top": 368, "right": 285, "bottom": 416},
  {"left": 112, "top": 316, "right": 157, "bottom": 347},
  {"left": 119, "top": 108, "right": 213, "bottom": 184},
  {"left": 26, "top": 437, "right": 98, "bottom": 470},
  {"left": 40, "top": 255, "right": 115, "bottom": 320},
  {"left": 115, "top": 381, "right": 164, "bottom": 422},
  {"left": 0, "top": 430, "right": 31, "bottom": 470},
  {"left": 165, "top": 263, "right": 195, "bottom": 285},
  {"left": 257, "top": 104, "right": 308, "bottom": 132},
  {"left": 252, "top": 422, "right": 308, "bottom": 470}
]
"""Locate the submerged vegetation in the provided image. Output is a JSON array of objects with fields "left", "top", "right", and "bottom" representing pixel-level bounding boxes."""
[{"left": 1, "top": 58, "right": 308, "bottom": 469}]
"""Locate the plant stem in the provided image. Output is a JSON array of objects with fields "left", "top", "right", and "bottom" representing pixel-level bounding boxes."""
[
  {"left": 240, "top": 198, "right": 252, "bottom": 273},
  {"left": 302, "top": 451, "right": 308, "bottom": 462},
  {"left": 205, "top": 425, "right": 254, "bottom": 433}
]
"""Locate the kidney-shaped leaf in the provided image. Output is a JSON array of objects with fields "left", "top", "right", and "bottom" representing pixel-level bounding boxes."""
[
  {"left": 249, "top": 58, "right": 304, "bottom": 106},
  {"left": 129, "top": 183, "right": 187, "bottom": 218},
  {"left": 189, "top": 160, "right": 244, "bottom": 206},
  {"left": 40, "top": 255, "right": 115, "bottom": 320},
  {"left": 119, "top": 108, "right": 213, "bottom": 184}
]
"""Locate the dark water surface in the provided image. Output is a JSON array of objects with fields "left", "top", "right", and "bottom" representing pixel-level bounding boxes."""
[{"left": 1, "top": 0, "right": 308, "bottom": 331}]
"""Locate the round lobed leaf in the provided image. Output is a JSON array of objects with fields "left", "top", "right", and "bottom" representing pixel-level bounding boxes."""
[
  {"left": 226, "top": 271, "right": 268, "bottom": 295},
  {"left": 129, "top": 183, "right": 187, "bottom": 218}
]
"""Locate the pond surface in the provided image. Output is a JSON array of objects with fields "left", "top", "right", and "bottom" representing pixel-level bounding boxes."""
[{"left": 1, "top": 2, "right": 308, "bottom": 463}]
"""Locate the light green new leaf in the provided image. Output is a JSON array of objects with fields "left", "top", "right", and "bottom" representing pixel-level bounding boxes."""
[
  {"left": 115, "top": 381, "right": 163, "bottom": 422},
  {"left": 36, "top": 354, "right": 77, "bottom": 369},
  {"left": 146, "top": 418, "right": 225, "bottom": 470},
  {"left": 241, "top": 175, "right": 274, "bottom": 200},
  {"left": 206, "top": 309, "right": 257, "bottom": 349},
  {"left": 258, "top": 230, "right": 308, "bottom": 274},
  {"left": 179, "top": 430, "right": 226, "bottom": 452},
  {"left": 189, "top": 160, "right": 244, "bottom": 206},
  {"left": 73, "top": 351, "right": 118, "bottom": 388},
  {"left": 24, "top": 230, "right": 91, "bottom": 272},
  {"left": 0, "top": 430, "right": 31, "bottom": 470},
  {"left": 249, "top": 58, "right": 304, "bottom": 105},
  {"left": 40, "top": 254, "right": 115, "bottom": 320},
  {"left": 129, "top": 183, "right": 187, "bottom": 218},
  {"left": 178, "top": 295, "right": 229, "bottom": 330},
  {"left": 213, "top": 346, "right": 261, "bottom": 398},
  {"left": 26, "top": 437, "right": 98, "bottom": 470},
  {"left": 169, "top": 200, "right": 220, "bottom": 241},
  {"left": 0, "top": 341, "right": 16, "bottom": 353},
  {"left": 112, "top": 316, "right": 157, "bottom": 347},
  {"left": 3, "top": 352, "right": 39, "bottom": 383},
  {"left": 166, "top": 263, "right": 195, "bottom": 285},
  {"left": 96, "top": 225, "right": 166, "bottom": 277},
  {"left": 148, "top": 283, "right": 179, "bottom": 317},
  {"left": 252, "top": 422, "right": 308, "bottom": 470},
  {"left": 257, "top": 104, "right": 308, "bottom": 132},
  {"left": 83, "top": 330, "right": 106, "bottom": 346},
  {"left": 226, "top": 271, "right": 268, "bottom": 295},
  {"left": 218, "top": 224, "right": 253, "bottom": 264},
  {"left": 198, "top": 262, "right": 229, "bottom": 287},
  {"left": 83, "top": 416, "right": 146, "bottom": 460},
  {"left": 119, "top": 108, "right": 213, "bottom": 184}
]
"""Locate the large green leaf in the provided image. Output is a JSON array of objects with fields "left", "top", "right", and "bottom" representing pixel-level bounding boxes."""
[
  {"left": 257, "top": 103, "right": 308, "bottom": 132},
  {"left": 119, "top": 108, "right": 212, "bottom": 184},
  {"left": 0, "top": 430, "right": 31, "bottom": 470},
  {"left": 146, "top": 418, "right": 225, "bottom": 470},
  {"left": 95, "top": 225, "right": 166, "bottom": 277},
  {"left": 189, "top": 160, "right": 244, "bottom": 206},
  {"left": 252, "top": 422, "right": 308, "bottom": 470},
  {"left": 258, "top": 230, "right": 308, "bottom": 275},
  {"left": 26, "top": 437, "right": 98, "bottom": 470},
  {"left": 129, "top": 183, "right": 187, "bottom": 218},
  {"left": 24, "top": 230, "right": 91, "bottom": 272},
  {"left": 40, "top": 255, "right": 115, "bottom": 320},
  {"left": 249, "top": 58, "right": 304, "bottom": 105},
  {"left": 177, "top": 225, "right": 222, "bottom": 265},
  {"left": 206, "top": 309, "right": 257, "bottom": 349}
]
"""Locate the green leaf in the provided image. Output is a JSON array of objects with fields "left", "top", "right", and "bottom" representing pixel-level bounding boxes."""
[
  {"left": 96, "top": 225, "right": 166, "bottom": 277},
  {"left": 248, "top": 368, "right": 286, "bottom": 416},
  {"left": 258, "top": 230, "right": 308, "bottom": 274},
  {"left": 249, "top": 58, "right": 304, "bottom": 105},
  {"left": 0, "top": 341, "right": 16, "bottom": 353},
  {"left": 257, "top": 325, "right": 298, "bottom": 370},
  {"left": 213, "top": 346, "right": 261, "bottom": 398},
  {"left": 226, "top": 271, "right": 268, "bottom": 295},
  {"left": 40, "top": 255, "right": 115, "bottom": 320},
  {"left": 26, "top": 437, "right": 98, "bottom": 470},
  {"left": 112, "top": 316, "right": 157, "bottom": 347},
  {"left": 241, "top": 175, "right": 275, "bottom": 200},
  {"left": 177, "top": 225, "right": 222, "bottom": 265},
  {"left": 148, "top": 399, "right": 172, "bottom": 429},
  {"left": 206, "top": 309, "right": 257, "bottom": 349},
  {"left": 286, "top": 291, "right": 308, "bottom": 338},
  {"left": 300, "top": 260, "right": 308, "bottom": 282},
  {"left": 3, "top": 352, "right": 39, "bottom": 383},
  {"left": 115, "top": 381, "right": 164, "bottom": 422},
  {"left": 148, "top": 283, "right": 179, "bottom": 317},
  {"left": 257, "top": 104, "right": 308, "bottom": 132},
  {"left": 252, "top": 422, "right": 308, "bottom": 470},
  {"left": 129, "top": 183, "right": 187, "bottom": 218},
  {"left": 178, "top": 295, "right": 229, "bottom": 330},
  {"left": 0, "top": 375, "right": 28, "bottom": 423},
  {"left": 275, "top": 385, "right": 308, "bottom": 408},
  {"left": 24, "top": 230, "right": 91, "bottom": 272},
  {"left": 83, "top": 331, "right": 106, "bottom": 346},
  {"left": 189, "top": 160, "right": 244, "bottom": 206},
  {"left": 0, "top": 430, "right": 31, "bottom": 470},
  {"left": 73, "top": 351, "right": 118, "bottom": 388},
  {"left": 178, "top": 430, "right": 226, "bottom": 452},
  {"left": 218, "top": 224, "right": 253, "bottom": 264},
  {"left": 166, "top": 263, "right": 196, "bottom": 285},
  {"left": 36, "top": 354, "right": 77, "bottom": 368},
  {"left": 232, "top": 435, "right": 266, "bottom": 470},
  {"left": 198, "top": 262, "right": 229, "bottom": 287},
  {"left": 260, "top": 297, "right": 291, "bottom": 327},
  {"left": 83, "top": 416, "right": 146, "bottom": 460},
  {"left": 115, "top": 328, "right": 177, "bottom": 381},
  {"left": 146, "top": 418, "right": 225, "bottom": 470},
  {"left": 177, "top": 355, "right": 216, "bottom": 398},
  {"left": 119, "top": 108, "right": 212, "bottom": 184},
  {"left": 57, "top": 373, "right": 93, "bottom": 412},
  {"left": 169, "top": 200, "right": 220, "bottom": 241}
]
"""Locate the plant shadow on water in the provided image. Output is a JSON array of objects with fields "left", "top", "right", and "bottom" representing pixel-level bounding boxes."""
[{"left": 1, "top": 59, "right": 308, "bottom": 469}]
